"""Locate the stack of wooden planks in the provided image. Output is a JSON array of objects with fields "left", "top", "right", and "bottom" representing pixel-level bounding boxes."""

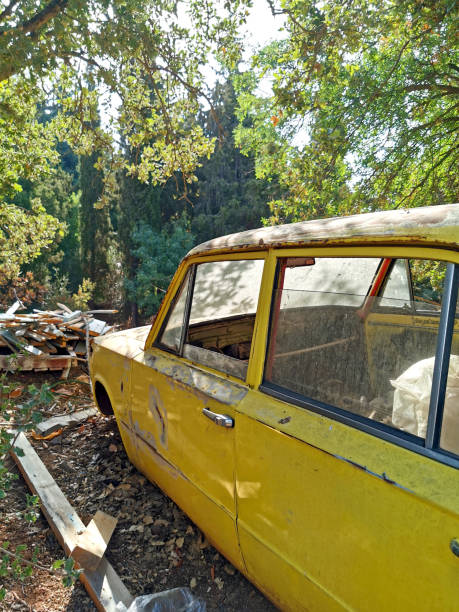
[{"left": 0, "top": 301, "right": 116, "bottom": 372}]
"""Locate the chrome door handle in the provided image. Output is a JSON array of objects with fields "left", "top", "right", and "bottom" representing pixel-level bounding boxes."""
[{"left": 202, "top": 408, "right": 234, "bottom": 428}]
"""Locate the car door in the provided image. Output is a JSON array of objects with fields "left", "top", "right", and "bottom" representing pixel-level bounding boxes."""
[
  {"left": 129, "top": 256, "right": 265, "bottom": 571},
  {"left": 236, "top": 249, "right": 459, "bottom": 611}
]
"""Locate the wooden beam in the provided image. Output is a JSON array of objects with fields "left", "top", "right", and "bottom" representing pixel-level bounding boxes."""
[
  {"left": 35, "top": 407, "right": 98, "bottom": 436},
  {"left": 70, "top": 511, "right": 118, "bottom": 571},
  {"left": 0, "top": 355, "right": 75, "bottom": 371},
  {"left": 10, "top": 433, "right": 133, "bottom": 612}
]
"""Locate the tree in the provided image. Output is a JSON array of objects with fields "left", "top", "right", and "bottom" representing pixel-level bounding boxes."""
[
  {"left": 0, "top": 0, "right": 250, "bottom": 280},
  {"left": 0, "top": 0, "right": 250, "bottom": 199},
  {"left": 192, "top": 79, "right": 278, "bottom": 243},
  {"left": 115, "top": 167, "right": 163, "bottom": 322},
  {"left": 79, "top": 152, "right": 113, "bottom": 304},
  {"left": 125, "top": 217, "right": 195, "bottom": 319},
  {"left": 235, "top": 0, "right": 458, "bottom": 221},
  {"left": 0, "top": 201, "right": 63, "bottom": 283},
  {"left": 13, "top": 169, "right": 82, "bottom": 290}
]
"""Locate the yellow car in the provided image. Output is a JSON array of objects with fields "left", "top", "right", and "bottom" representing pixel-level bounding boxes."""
[{"left": 90, "top": 204, "right": 459, "bottom": 611}]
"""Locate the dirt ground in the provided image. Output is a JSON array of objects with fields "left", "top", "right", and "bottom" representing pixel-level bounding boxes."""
[{"left": 0, "top": 369, "right": 276, "bottom": 612}]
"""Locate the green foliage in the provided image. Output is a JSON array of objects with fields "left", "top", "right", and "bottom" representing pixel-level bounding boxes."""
[
  {"left": 0, "top": 202, "right": 64, "bottom": 283},
  {"left": 411, "top": 260, "right": 447, "bottom": 303},
  {"left": 51, "top": 557, "right": 81, "bottom": 587},
  {"left": 0, "top": 80, "right": 60, "bottom": 199},
  {"left": 13, "top": 170, "right": 82, "bottom": 291},
  {"left": 45, "top": 272, "right": 95, "bottom": 311},
  {"left": 125, "top": 218, "right": 195, "bottom": 318},
  {"left": 115, "top": 157, "right": 165, "bottom": 321},
  {"left": 0, "top": 374, "right": 53, "bottom": 509},
  {"left": 235, "top": 0, "right": 458, "bottom": 221},
  {"left": 71, "top": 278, "right": 96, "bottom": 311},
  {"left": 0, "top": 1, "right": 250, "bottom": 203},
  {"left": 0, "top": 1, "right": 251, "bottom": 290}
]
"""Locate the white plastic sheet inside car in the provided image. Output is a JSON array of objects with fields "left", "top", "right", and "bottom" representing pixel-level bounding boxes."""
[{"left": 391, "top": 355, "right": 459, "bottom": 453}]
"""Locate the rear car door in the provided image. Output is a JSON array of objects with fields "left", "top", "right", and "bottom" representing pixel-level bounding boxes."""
[{"left": 236, "top": 249, "right": 459, "bottom": 611}]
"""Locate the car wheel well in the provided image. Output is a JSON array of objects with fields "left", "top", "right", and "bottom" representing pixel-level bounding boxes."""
[{"left": 94, "top": 381, "right": 114, "bottom": 416}]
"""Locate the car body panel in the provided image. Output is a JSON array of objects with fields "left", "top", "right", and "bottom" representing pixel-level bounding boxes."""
[
  {"left": 188, "top": 203, "right": 459, "bottom": 258},
  {"left": 235, "top": 405, "right": 459, "bottom": 611}
]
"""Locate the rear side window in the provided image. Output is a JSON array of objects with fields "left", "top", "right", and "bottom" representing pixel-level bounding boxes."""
[{"left": 264, "top": 257, "right": 458, "bottom": 455}]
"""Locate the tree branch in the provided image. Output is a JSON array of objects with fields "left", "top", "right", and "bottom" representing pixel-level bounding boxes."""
[{"left": 0, "top": 0, "right": 68, "bottom": 36}]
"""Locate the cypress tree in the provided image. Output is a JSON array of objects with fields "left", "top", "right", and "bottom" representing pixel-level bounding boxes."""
[
  {"left": 191, "top": 79, "right": 278, "bottom": 244},
  {"left": 79, "top": 152, "right": 113, "bottom": 305}
]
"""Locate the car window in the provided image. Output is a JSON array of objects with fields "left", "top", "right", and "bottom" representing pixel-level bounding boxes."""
[
  {"left": 440, "top": 288, "right": 459, "bottom": 456},
  {"left": 264, "top": 257, "right": 454, "bottom": 442},
  {"left": 410, "top": 260, "right": 446, "bottom": 314},
  {"left": 280, "top": 257, "right": 379, "bottom": 308},
  {"left": 184, "top": 259, "right": 264, "bottom": 379},
  {"left": 158, "top": 270, "right": 190, "bottom": 352},
  {"left": 380, "top": 259, "right": 411, "bottom": 308}
]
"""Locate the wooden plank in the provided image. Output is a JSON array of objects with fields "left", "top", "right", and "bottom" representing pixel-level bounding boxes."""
[
  {"left": 35, "top": 407, "right": 98, "bottom": 436},
  {"left": 40, "top": 331, "right": 58, "bottom": 340},
  {"left": 62, "top": 311, "right": 82, "bottom": 323},
  {"left": 56, "top": 302, "right": 73, "bottom": 314},
  {"left": 45, "top": 341, "right": 58, "bottom": 354},
  {"left": 0, "top": 355, "right": 74, "bottom": 371},
  {"left": 0, "top": 330, "right": 43, "bottom": 355},
  {"left": 41, "top": 319, "right": 65, "bottom": 326},
  {"left": 66, "top": 322, "right": 86, "bottom": 331},
  {"left": 46, "top": 324, "right": 64, "bottom": 337},
  {"left": 74, "top": 341, "right": 87, "bottom": 355},
  {"left": 25, "top": 330, "right": 48, "bottom": 343},
  {"left": 6, "top": 300, "right": 23, "bottom": 315},
  {"left": 0, "top": 330, "right": 21, "bottom": 352},
  {"left": 87, "top": 318, "right": 111, "bottom": 336},
  {"left": 10, "top": 433, "right": 134, "bottom": 612},
  {"left": 70, "top": 511, "right": 118, "bottom": 571}
]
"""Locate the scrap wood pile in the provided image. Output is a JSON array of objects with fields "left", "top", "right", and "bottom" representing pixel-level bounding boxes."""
[{"left": 0, "top": 300, "right": 116, "bottom": 372}]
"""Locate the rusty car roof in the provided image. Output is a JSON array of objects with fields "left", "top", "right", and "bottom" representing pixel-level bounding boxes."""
[{"left": 187, "top": 204, "right": 459, "bottom": 258}]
